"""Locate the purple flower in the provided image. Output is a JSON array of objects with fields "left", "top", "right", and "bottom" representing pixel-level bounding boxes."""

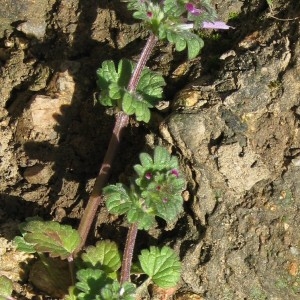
[
  {"left": 145, "top": 172, "right": 152, "bottom": 180},
  {"left": 202, "top": 21, "right": 232, "bottom": 30},
  {"left": 162, "top": 198, "right": 168, "bottom": 203},
  {"left": 186, "top": 3, "right": 203, "bottom": 16},
  {"left": 147, "top": 11, "right": 153, "bottom": 18},
  {"left": 170, "top": 169, "right": 179, "bottom": 178}
]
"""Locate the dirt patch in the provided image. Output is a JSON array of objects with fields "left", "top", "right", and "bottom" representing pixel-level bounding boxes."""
[{"left": 0, "top": 0, "right": 300, "bottom": 299}]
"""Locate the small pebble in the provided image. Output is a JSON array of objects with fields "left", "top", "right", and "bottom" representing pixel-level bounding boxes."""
[{"left": 290, "top": 246, "right": 299, "bottom": 256}]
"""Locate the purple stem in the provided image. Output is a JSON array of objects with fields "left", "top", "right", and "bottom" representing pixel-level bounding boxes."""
[
  {"left": 120, "top": 222, "right": 138, "bottom": 284},
  {"left": 76, "top": 33, "right": 158, "bottom": 254},
  {"left": 76, "top": 112, "right": 129, "bottom": 253}
]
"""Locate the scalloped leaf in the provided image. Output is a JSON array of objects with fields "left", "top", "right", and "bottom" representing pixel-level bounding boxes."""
[
  {"left": 96, "top": 59, "right": 165, "bottom": 122},
  {"left": 139, "top": 246, "right": 181, "bottom": 288},
  {"left": 103, "top": 183, "right": 133, "bottom": 216},
  {"left": 153, "top": 146, "right": 172, "bottom": 166},
  {"left": 104, "top": 183, "right": 156, "bottom": 230},
  {"left": 96, "top": 60, "right": 119, "bottom": 90},
  {"left": 122, "top": 91, "right": 153, "bottom": 123},
  {"left": 134, "top": 146, "right": 178, "bottom": 180},
  {"left": 137, "top": 68, "right": 166, "bottom": 104},
  {"left": 105, "top": 146, "right": 185, "bottom": 228},
  {"left": 22, "top": 220, "right": 81, "bottom": 259},
  {"left": 98, "top": 90, "right": 114, "bottom": 106},
  {"left": 122, "top": 92, "right": 137, "bottom": 115},
  {"left": 163, "top": 0, "right": 186, "bottom": 17},
  {"left": 108, "top": 82, "right": 122, "bottom": 100},
  {"left": 166, "top": 29, "right": 204, "bottom": 59},
  {"left": 117, "top": 59, "right": 134, "bottom": 87},
  {"left": 166, "top": 30, "right": 186, "bottom": 51},
  {"left": 0, "top": 276, "right": 13, "bottom": 300},
  {"left": 135, "top": 100, "right": 151, "bottom": 123},
  {"left": 125, "top": 0, "right": 147, "bottom": 19},
  {"left": 65, "top": 286, "right": 78, "bottom": 300},
  {"left": 73, "top": 270, "right": 135, "bottom": 300},
  {"left": 148, "top": 193, "right": 184, "bottom": 222},
  {"left": 139, "top": 173, "right": 185, "bottom": 223},
  {"left": 100, "top": 281, "right": 136, "bottom": 300},
  {"left": 139, "top": 152, "right": 153, "bottom": 169},
  {"left": 75, "top": 268, "right": 113, "bottom": 300},
  {"left": 82, "top": 240, "right": 121, "bottom": 274},
  {"left": 186, "top": 33, "right": 204, "bottom": 60},
  {"left": 126, "top": 204, "right": 156, "bottom": 230},
  {"left": 13, "top": 236, "right": 36, "bottom": 253},
  {"left": 97, "top": 59, "right": 133, "bottom": 108}
]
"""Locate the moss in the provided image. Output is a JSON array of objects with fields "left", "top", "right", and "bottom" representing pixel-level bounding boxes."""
[{"left": 228, "top": 11, "right": 240, "bottom": 21}]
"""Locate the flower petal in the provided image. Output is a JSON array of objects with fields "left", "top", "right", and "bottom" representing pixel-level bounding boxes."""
[
  {"left": 186, "top": 3, "right": 203, "bottom": 16},
  {"left": 202, "top": 21, "right": 232, "bottom": 30}
]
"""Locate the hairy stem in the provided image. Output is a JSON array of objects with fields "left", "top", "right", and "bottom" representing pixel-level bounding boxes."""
[
  {"left": 127, "top": 33, "right": 158, "bottom": 93},
  {"left": 76, "top": 112, "right": 129, "bottom": 253},
  {"left": 120, "top": 222, "right": 138, "bottom": 284},
  {"left": 76, "top": 32, "right": 158, "bottom": 253},
  {"left": 68, "top": 255, "right": 76, "bottom": 286}
]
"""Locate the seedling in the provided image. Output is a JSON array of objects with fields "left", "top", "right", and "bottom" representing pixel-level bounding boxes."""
[
  {"left": 77, "top": 0, "right": 230, "bottom": 253},
  {"left": 13, "top": 147, "right": 184, "bottom": 298},
  {"left": 2, "top": 0, "right": 231, "bottom": 298}
]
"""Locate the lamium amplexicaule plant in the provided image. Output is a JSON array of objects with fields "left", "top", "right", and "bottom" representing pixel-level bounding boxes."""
[{"left": 0, "top": 1, "right": 231, "bottom": 299}]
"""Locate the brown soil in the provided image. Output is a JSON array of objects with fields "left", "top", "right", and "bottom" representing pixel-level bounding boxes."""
[{"left": 0, "top": 0, "right": 300, "bottom": 299}]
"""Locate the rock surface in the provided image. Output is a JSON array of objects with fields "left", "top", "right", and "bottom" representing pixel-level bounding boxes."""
[{"left": 0, "top": 0, "right": 299, "bottom": 299}]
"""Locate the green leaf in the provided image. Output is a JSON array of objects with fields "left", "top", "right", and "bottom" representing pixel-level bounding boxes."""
[
  {"left": 134, "top": 100, "right": 151, "bottom": 123},
  {"left": 126, "top": 204, "right": 156, "bottom": 230},
  {"left": 133, "top": 146, "right": 186, "bottom": 223},
  {"left": 13, "top": 236, "right": 36, "bottom": 253},
  {"left": 96, "top": 60, "right": 119, "bottom": 89},
  {"left": 96, "top": 59, "right": 165, "bottom": 123},
  {"left": 122, "top": 92, "right": 136, "bottom": 115},
  {"left": 139, "top": 153, "right": 153, "bottom": 169},
  {"left": 165, "top": 28, "right": 204, "bottom": 59},
  {"left": 139, "top": 246, "right": 181, "bottom": 288},
  {"left": 103, "top": 183, "right": 133, "bottom": 216},
  {"left": 134, "top": 146, "right": 176, "bottom": 180},
  {"left": 98, "top": 90, "right": 114, "bottom": 107},
  {"left": 82, "top": 240, "right": 121, "bottom": 274},
  {"left": 96, "top": 59, "right": 133, "bottom": 108},
  {"left": 100, "top": 281, "right": 136, "bottom": 300},
  {"left": 75, "top": 268, "right": 112, "bottom": 300},
  {"left": 122, "top": 82, "right": 162, "bottom": 122},
  {"left": 108, "top": 82, "right": 122, "bottom": 100},
  {"left": 0, "top": 276, "right": 13, "bottom": 300},
  {"left": 163, "top": 0, "right": 186, "bottom": 17},
  {"left": 65, "top": 286, "right": 78, "bottom": 300},
  {"left": 186, "top": 34, "right": 204, "bottom": 60},
  {"left": 117, "top": 59, "right": 134, "bottom": 87},
  {"left": 105, "top": 146, "right": 185, "bottom": 229},
  {"left": 137, "top": 68, "right": 165, "bottom": 105},
  {"left": 73, "top": 269, "right": 135, "bottom": 300},
  {"left": 175, "top": 37, "right": 187, "bottom": 52},
  {"left": 153, "top": 146, "right": 172, "bottom": 166},
  {"left": 104, "top": 183, "right": 156, "bottom": 230},
  {"left": 22, "top": 220, "right": 81, "bottom": 259}
]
